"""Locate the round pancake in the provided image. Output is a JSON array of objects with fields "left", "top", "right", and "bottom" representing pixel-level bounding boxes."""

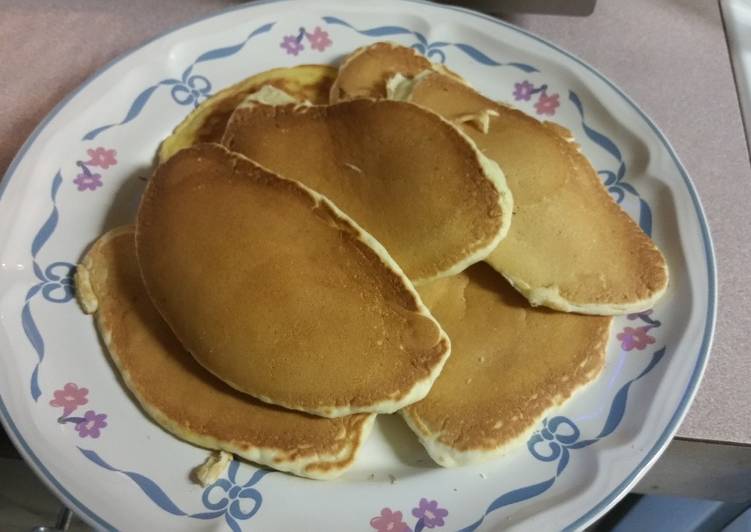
[
  {"left": 329, "top": 42, "right": 463, "bottom": 103},
  {"left": 331, "top": 42, "right": 669, "bottom": 314},
  {"left": 402, "top": 263, "right": 612, "bottom": 467},
  {"left": 75, "top": 226, "right": 376, "bottom": 479},
  {"left": 136, "top": 143, "right": 451, "bottom": 417},
  {"left": 222, "top": 97, "right": 512, "bottom": 283},
  {"left": 158, "top": 64, "right": 336, "bottom": 163}
]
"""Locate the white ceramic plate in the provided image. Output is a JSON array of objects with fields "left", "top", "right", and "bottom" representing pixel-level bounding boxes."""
[{"left": 0, "top": 1, "right": 715, "bottom": 530}]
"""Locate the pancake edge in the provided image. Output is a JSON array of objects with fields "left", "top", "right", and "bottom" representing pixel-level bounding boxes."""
[
  {"left": 495, "top": 268, "right": 669, "bottom": 315},
  {"left": 136, "top": 145, "right": 453, "bottom": 418},
  {"left": 157, "top": 64, "right": 337, "bottom": 163},
  {"left": 329, "top": 41, "right": 468, "bottom": 104},
  {"left": 399, "top": 318, "right": 612, "bottom": 467},
  {"left": 231, "top": 91, "right": 514, "bottom": 285},
  {"left": 77, "top": 226, "right": 377, "bottom": 479},
  {"left": 389, "top": 70, "right": 669, "bottom": 314}
]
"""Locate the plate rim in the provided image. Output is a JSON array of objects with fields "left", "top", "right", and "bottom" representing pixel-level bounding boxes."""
[{"left": 0, "top": 0, "right": 717, "bottom": 530}]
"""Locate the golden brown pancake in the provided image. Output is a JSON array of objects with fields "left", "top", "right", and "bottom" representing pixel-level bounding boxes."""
[
  {"left": 158, "top": 65, "right": 336, "bottom": 162},
  {"left": 136, "top": 143, "right": 451, "bottom": 417},
  {"left": 222, "top": 96, "right": 512, "bottom": 283},
  {"left": 402, "top": 263, "right": 612, "bottom": 466},
  {"left": 329, "top": 42, "right": 463, "bottom": 103},
  {"left": 75, "top": 226, "right": 376, "bottom": 479},
  {"left": 331, "top": 43, "right": 669, "bottom": 314}
]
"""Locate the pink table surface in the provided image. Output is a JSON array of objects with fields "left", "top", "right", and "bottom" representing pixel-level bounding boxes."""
[{"left": 1, "top": 0, "right": 750, "bottom": 447}]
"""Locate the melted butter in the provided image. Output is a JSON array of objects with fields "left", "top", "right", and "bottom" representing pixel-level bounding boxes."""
[{"left": 193, "top": 450, "right": 233, "bottom": 487}]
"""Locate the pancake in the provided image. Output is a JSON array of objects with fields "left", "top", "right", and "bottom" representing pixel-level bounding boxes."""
[
  {"left": 158, "top": 64, "right": 336, "bottom": 163},
  {"left": 332, "top": 43, "right": 669, "bottom": 314},
  {"left": 329, "top": 42, "right": 463, "bottom": 103},
  {"left": 136, "top": 143, "right": 451, "bottom": 417},
  {"left": 222, "top": 95, "right": 512, "bottom": 283},
  {"left": 75, "top": 226, "right": 376, "bottom": 479},
  {"left": 402, "top": 263, "right": 612, "bottom": 466}
]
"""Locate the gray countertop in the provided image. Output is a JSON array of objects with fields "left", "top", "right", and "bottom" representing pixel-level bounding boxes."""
[{"left": 1, "top": 0, "right": 749, "bottom": 493}]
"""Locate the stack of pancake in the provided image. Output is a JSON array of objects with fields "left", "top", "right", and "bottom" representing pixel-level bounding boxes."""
[{"left": 76, "top": 42, "right": 668, "bottom": 479}]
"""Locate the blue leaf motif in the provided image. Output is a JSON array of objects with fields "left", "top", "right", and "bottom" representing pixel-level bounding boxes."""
[
  {"left": 195, "top": 43, "right": 247, "bottom": 63},
  {"left": 78, "top": 448, "right": 187, "bottom": 516},
  {"left": 229, "top": 488, "right": 262, "bottom": 520},
  {"left": 322, "top": 16, "right": 413, "bottom": 37},
  {"left": 25, "top": 283, "right": 42, "bottom": 301},
  {"left": 82, "top": 21, "right": 273, "bottom": 140},
  {"left": 202, "top": 479, "right": 232, "bottom": 511},
  {"left": 426, "top": 48, "right": 446, "bottom": 64},
  {"left": 121, "top": 85, "right": 162, "bottom": 123},
  {"left": 508, "top": 62, "right": 540, "bottom": 73},
  {"left": 188, "top": 75, "right": 211, "bottom": 93},
  {"left": 619, "top": 182, "right": 639, "bottom": 197},
  {"left": 243, "top": 468, "right": 272, "bottom": 488},
  {"left": 227, "top": 459, "right": 240, "bottom": 484},
  {"left": 566, "top": 438, "right": 598, "bottom": 450},
  {"left": 635, "top": 347, "right": 667, "bottom": 380},
  {"left": 171, "top": 85, "right": 195, "bottom": 106},
  {"left": 599, "top": 170, "right": 616, "bottom": 187},
  {"left": 44, "top": 261, "right": 74, "bottom": 281},
  {"left": 452, "top": 44, "right": 539, "bottom": 72},
  {"left": 548, "top": 416, "right": 580, "bottom": 444},
  {"left": 457, "top": 476, "right": 557, "bottom": 532},
  {"left": 189, "top": 510, "right": 226, "bottom": 520},
  {"left": 30, "top": 366, "right": 42, "bottom": 402},
  {"left": 616, "top": 161, "right": 626, "bottom": 182},
  {"left": 36, "top": 261, "right": 76, "bottom": 303},
  {"left": 596, "top": 384, "right": 630, "bottom": 440},
  {"left": 608, "top": 186, "right": 625, "bottom": 204},
  {"left": 323, "top": 16, "right": 539, "bottom": 72},
  {"left": 638, "top": 198, "right": 653, "bottom": 236},
  {"left": 41, "top": 283, "right": 74, "bottom": 303},
  {"left": 452, "top": 43, "right": 501, "bottom": 66},
  {"left": 181, "top": 65, "right": 194, "bottom": 83},
  {"left": 32, "top": 263, "right": 45, "bottom": 283},
  {"left": 556, "top": 449, "right": 570, "bottom": 476},
  {"left": 596, "top": 348, "right": 666, "bottom": 439},
  {"left": 22, "top": 300, "right": 44, "bottom": 401},
  {"left": 528, "top": 435, "right": 561, "bottom": 462},
  {"left": 83, "top": 84, "right": 161, "bottom": 140},
  {"left": 569, "top": 91, "right": 623, "bottom": 162},
  {"left": 247, "top": 21, "right": 275, "bottom": 40},
  {"left": 225, "top": 513, "right": 242, "bottom": 532},
  {"left": 31, "top": 172, "right": 62, "bottom": 257}
]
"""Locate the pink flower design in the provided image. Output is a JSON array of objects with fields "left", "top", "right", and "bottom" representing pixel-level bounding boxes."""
[
  {"left": 617, "top": 326, "right": 656, "bottom": 351},
  {"left": 513, "top": 80, "right": 535, "bottom": 101},
  {"left": 49, "top": 383, "right": 89, "bottom": 417},
  {"left": 280, "top": 34, "right": 304, "bottom": 55},
  {"left": 73, "top": 170, "right": 102, "bottom": 191},
  {"left": 306, "top": 27, "right": 332, "bottom": 52},
  {"left": 370, "top": 508, "right": 411, "bottom": 532},
  {"left": 75, "top": 410, "right": 108, "bottom": 438},
  {"left": 412, "top": 498, "right": 448, "bottom": 528},
  {"left": 85, "top": 147, "right": 117, "bottom": 169},
  {"left": 534, "top": 91, "right": 560, "bottom": 115}
]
